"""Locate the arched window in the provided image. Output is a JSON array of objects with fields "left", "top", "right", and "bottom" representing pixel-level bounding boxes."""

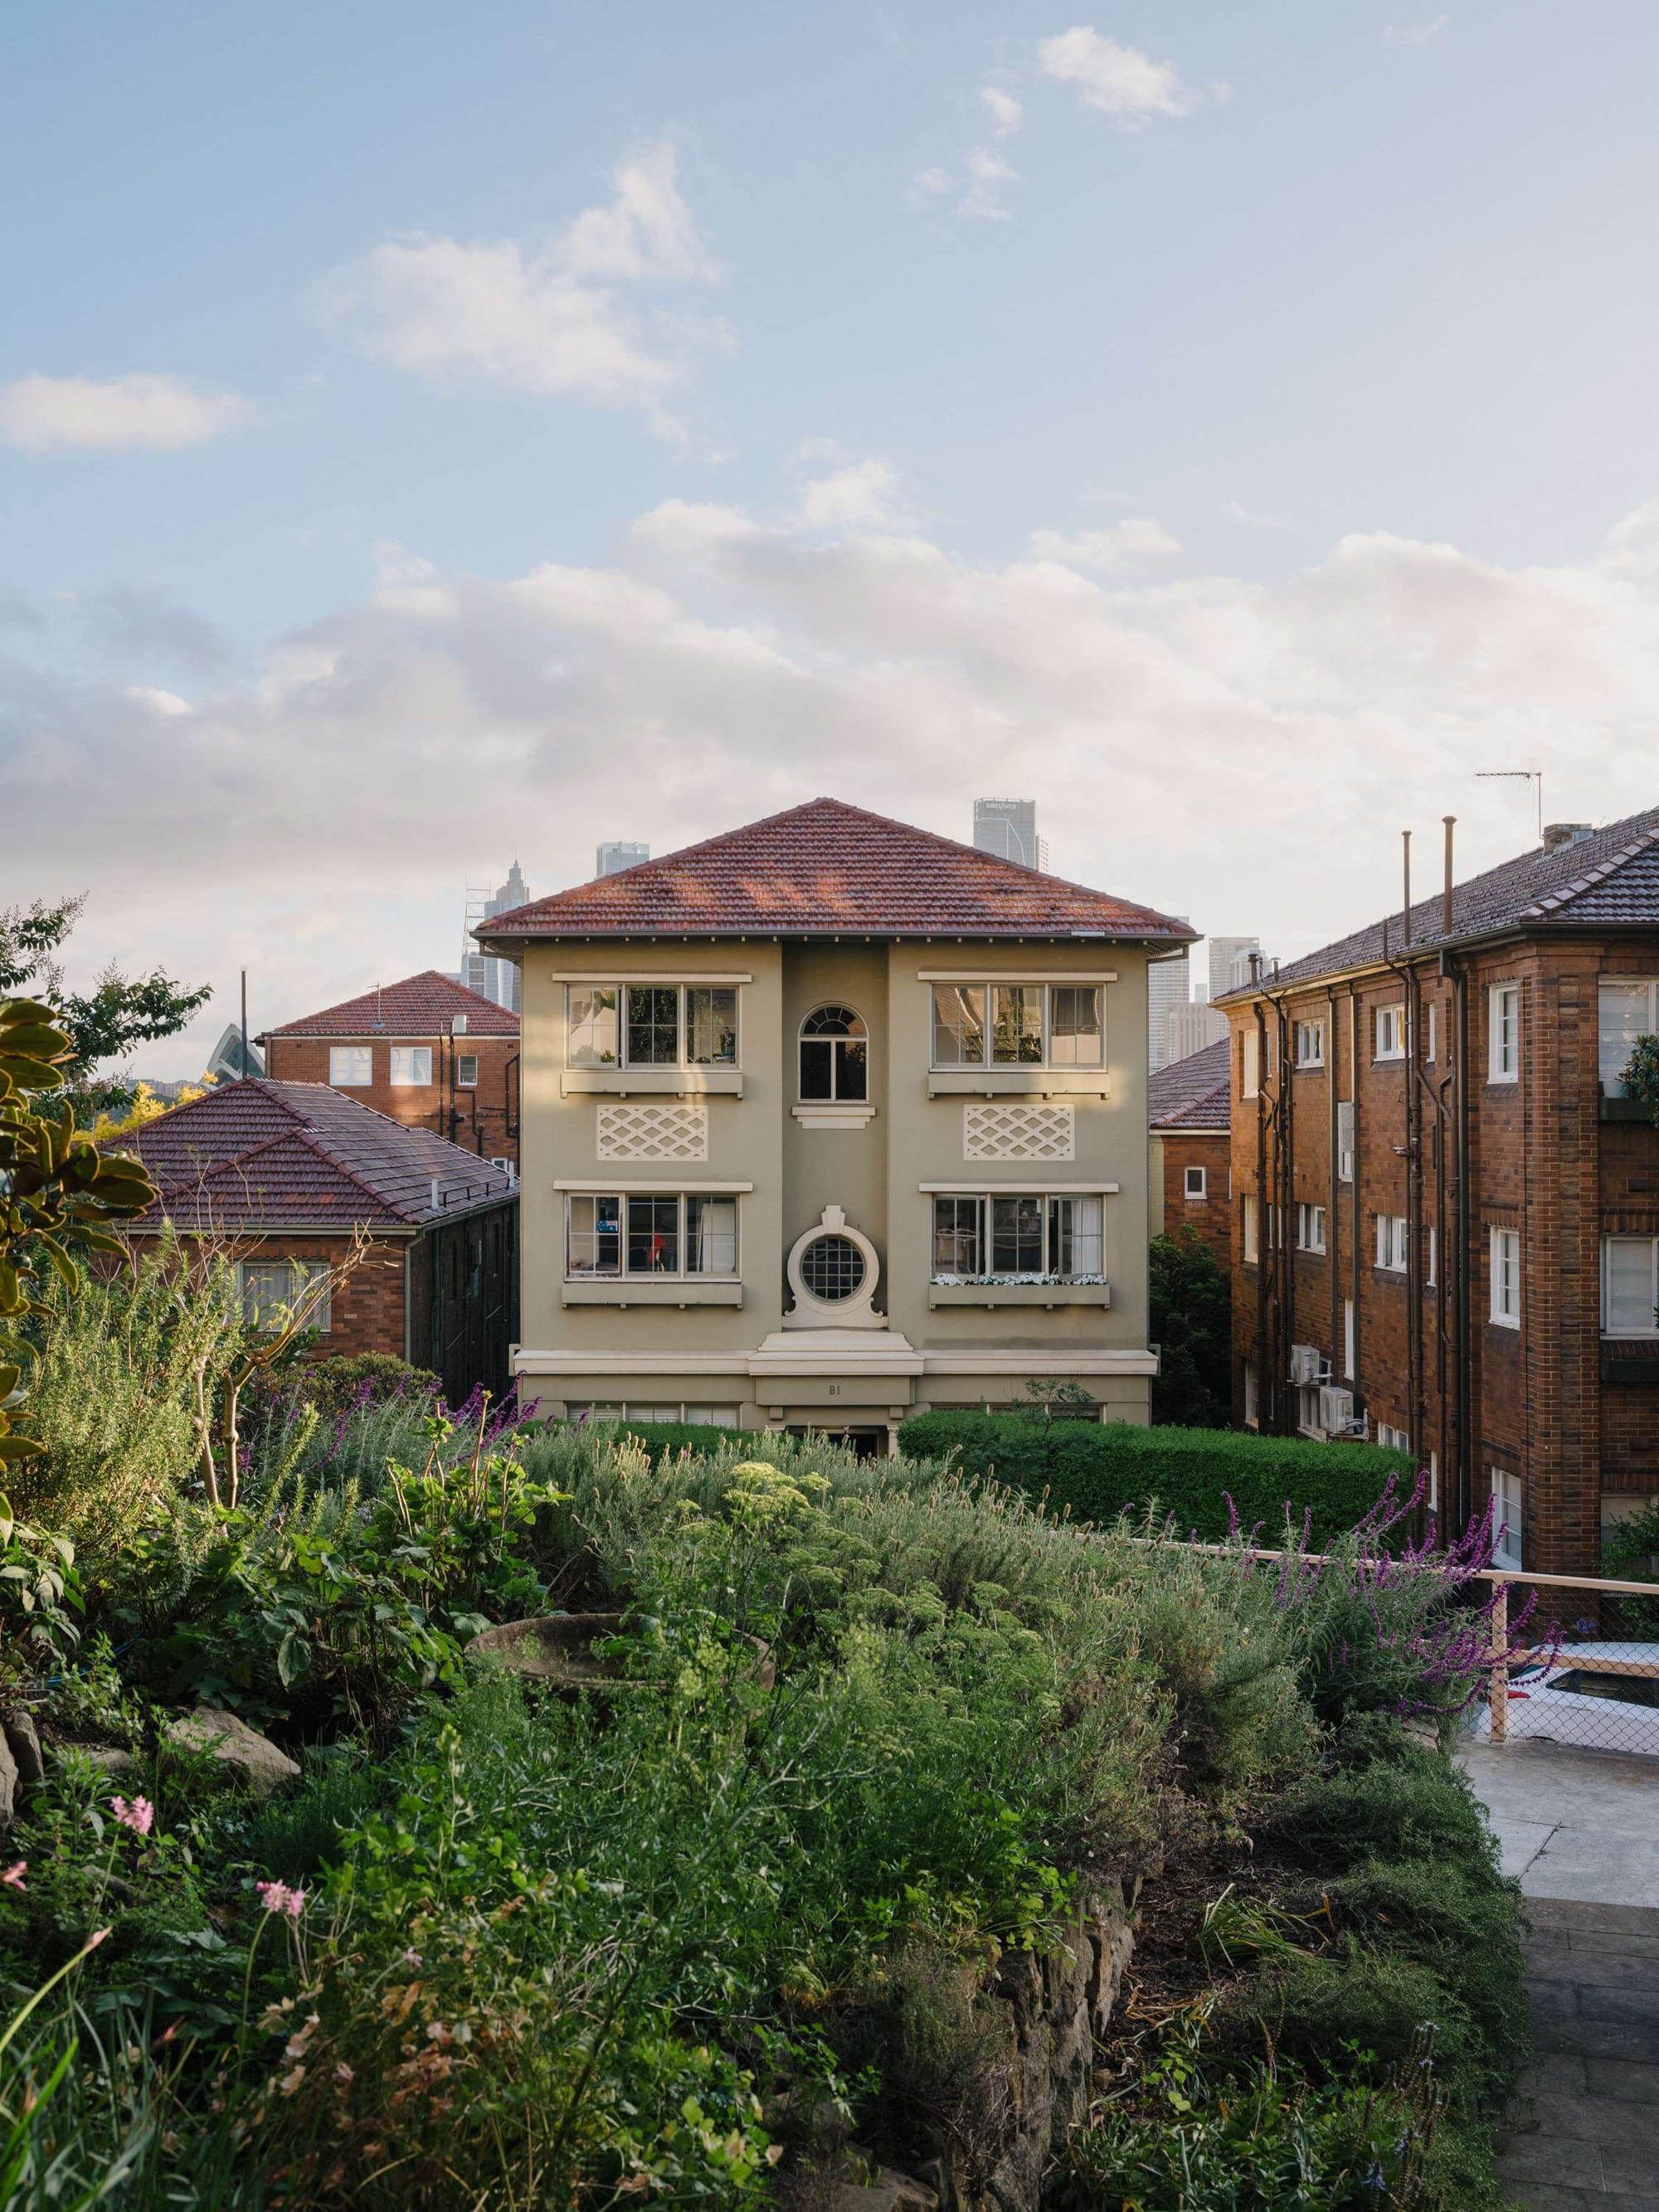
[{"left": 799, "top": 1005, "right": 868, "bottom": 1103}]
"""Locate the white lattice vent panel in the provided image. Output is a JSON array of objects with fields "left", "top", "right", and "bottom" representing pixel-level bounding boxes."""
[
  {"left": 963, "top": 1102, "right": 1076, "bottom": 1161},
  {"left": 596, "top": 1103, "right": 709, "bottom": 1161}
]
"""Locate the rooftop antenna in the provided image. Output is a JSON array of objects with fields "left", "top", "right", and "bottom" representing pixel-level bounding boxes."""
[
  {"left": 1476, "top": 769, "right": 1543, "bottom": 843},
  {"left": 1443, "top": 816, "right": 1456, "bottom": 937}
]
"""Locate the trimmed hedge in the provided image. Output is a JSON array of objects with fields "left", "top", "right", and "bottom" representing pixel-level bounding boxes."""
[{"left": 893, "top": 1413, "right": 1413, "bottom": 1545}]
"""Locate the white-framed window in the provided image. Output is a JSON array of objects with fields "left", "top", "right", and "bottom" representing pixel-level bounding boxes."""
[
  {"left": 1425, "top": 1001, "right": 1438, "bottom": 1064},
  {"left": 931, "top": 1192, "right": 1105, "bottom": 1282},
  {"left": 328, "top": 1045, "right": 372, "bottom": 1087},
  {"left": 1241, "top": 1031, "right": 1260, "bottom": 1100},
  {"left": 565, "top": 1192, "right": 739, "bottom": 1279},
  {"left": 566, "top": 984, "right": 738, "bottom": 1071},
  {"left": 565, "top": 1402, "right": 742, "bottom": 1429},
  {"left": 1489, "top": 1225, "right": 1521, "bottom": 1327},
  {"left": 1294, "top": 1018, "right": 1325, "bottom": 1068},
  {"left": 1243, "top": 1359, "right": 1259, "bottom": 1427},
  {"left": 1342, "top": 1297, "right": 1355, "bottom": 1381},
  {"left": 928, "top": 983, "right": 1103, "bottom": 1070},
  {"left": 1336, "top": 1100, "right": 1355, "bottom": 1184},
  {"left": 800, "top": 1005, "right": 868, "bottom": 1101},
  {"left": 1427, "top": 1451, "right": 1438, "bottom": 1513},
  {"left": 1184, "top": 1164, "right": 1207, "bottom": 1200},
  {"left": 1375, "top": 1214, "right": 1408, "bottom": 1272},
  {"left": 1488, "top": 984, "right": 1520, "bottom": 1083},
  {"left": 1374, "top": 1005, "right": 1405, "bottom": 1061},
  {"left": 1376, "top": 1421, "right": 1409, "bottom": 1453},
  {"left": 237, "top": 1259, "right": 332, "bottom": 1334},
  {"left": 1602, "top": 1235, "right": 1659, "bottom": 1337},
  {"left": 1243, "top": 1193, "right": 1260, "bottom": 1263},
  {"left": 1425, "top": 1227, "right": 1438, "bottom": 1287},
  {"left": 1297, "top": 1383, "right": 1324, "bottom": 1435},
  {"left": 1297, "top": 1203, "right": 1326, "bottom": 1253},
  {"left": 456, "top": 1054, "right": 479, "bottom": 1089},
  {"left": 1598, "top": 978, "right": 1659, "bottom": 1097},
  {"left": 1491, "top": 1467, "right": 1523, "bottom": 1568},
  {"left": 390, "top": 1045, "right": 432, "bottom": 1087}
]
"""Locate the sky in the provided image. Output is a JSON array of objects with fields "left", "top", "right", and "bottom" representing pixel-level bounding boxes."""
[{"left": 5, "top": 0, "right": 1659, "bottom": 1077}]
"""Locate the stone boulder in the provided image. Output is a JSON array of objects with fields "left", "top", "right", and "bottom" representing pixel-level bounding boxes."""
[
  {"left": 3, "top": 1709, "right": 45, "bottom": 1791},
  {"left": 164, "top": 1708, "right": 299, "bottom": 1795}
]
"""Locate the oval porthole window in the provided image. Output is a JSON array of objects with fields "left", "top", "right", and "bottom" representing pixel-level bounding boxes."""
[{"left": 800, "top": 1232, "right": 866, "bottom": 1302}]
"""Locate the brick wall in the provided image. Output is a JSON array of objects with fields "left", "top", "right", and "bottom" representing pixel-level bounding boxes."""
[
  {"left": 119, "top": 1229, "right": 415, "bottom": 1361},
  {"left": 1157, "top": 1130, "right": 1231, "bottom": 1265},
  {"left": 264, "top": 1033, "right": 519, "bottom": 1164}
]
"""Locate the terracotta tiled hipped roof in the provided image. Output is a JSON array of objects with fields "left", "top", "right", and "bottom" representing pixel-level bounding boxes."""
[
  {"left": 1231, "top": 805, "right": 1659, "bottom": 997},
  {"left": 263, "top": 970, "right": 518, "bottom": 1039},
  {"left": 481, "top": 799, "right": 1195, "bottom": 944},
  {"left": 1148, "top": 1038, "right": 1231, "bottom": 1131},
  {"left": 106, "top": 1080, "right": 514, "bottom": 1233}
]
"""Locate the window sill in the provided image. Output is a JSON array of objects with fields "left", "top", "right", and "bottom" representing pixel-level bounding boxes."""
[
  {"left": 562, "top": 1068, "right": 742, "bottom": 1098},
  {"left": 562, "top": 1280, "right": 744, "bottom": 1308},
  {"left": 1487, "top": 1316, "right": 1521, "bottom": 1333},
  {"left": 927, "top": 1281, "right": 1112, "bottom": 1309},
  {"left": 792, "top": 1102, "right": 876, "bottom": 1129},
  {"left": 927, "top": 1070, "right": 1110, "bottom": 1098}
]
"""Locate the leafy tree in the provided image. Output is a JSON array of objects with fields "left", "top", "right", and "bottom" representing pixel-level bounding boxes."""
[
  {"left": 0, "top": 999, "right": 158, "bottom": 1467},
  {"left": 0, "top": 895, "right": 212, "bottom": 1089},
  {"left": 1150, "top": 1226, "right": 1231, "bottom": 1427}
]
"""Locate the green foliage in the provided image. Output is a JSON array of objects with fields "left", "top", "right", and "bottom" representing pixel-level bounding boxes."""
[
  {"left": 1150, "top": 1226, "right": 1231, "bottom": 1427},
  {"left": 0, "top": 896, "right": 212, "bottom": 1087},
  {"left": 294, "top": 1352, "right": 441, "bottom": 1417},
  {"left": 1621, "top": 1031, "right": 1659, "bottom": 1109},
  {"left": 0, "top": 1494, "right": 81, "bottom": 1696},
  {"left": 896, "top": 1411, "right": 1411, "bottom": 1546}
]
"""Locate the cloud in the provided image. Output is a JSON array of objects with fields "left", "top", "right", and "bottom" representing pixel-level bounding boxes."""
[
  {"left": 0, "top": 374, "right": 255, "bottom": 453},
  {"left": 1223, "top": 499, "right": 1298, "bottom": 532},
  {"left": 958, "top": 146, "right": 1019, "bottom": 221},
  {"left": 1029, "top": 519, "right": 1181, "bottom": 567},
  {"left": 1384, "top": 16, "right": 1449, "bottom": 45},
  {"left": 981, "top": 86, "right": 1024, "bottom": 139},
  {"left": 1036, "top": 27, "right": 1210, "bottom": 124},
  {"left": 318, "top": 141, "right": 721, "bottom": 435},
  {"left": 7, "top": 493, "right": 1659, "bottom": 1079}
]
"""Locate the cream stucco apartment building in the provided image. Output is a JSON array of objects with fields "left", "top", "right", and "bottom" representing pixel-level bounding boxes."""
[{"left": 478, "top": 799, "right": 1195, "bottom": 1450}]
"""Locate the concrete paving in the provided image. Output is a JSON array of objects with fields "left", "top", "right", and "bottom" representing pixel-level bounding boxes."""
[{"left": 1457, "top": 1741, "right": 1659, "bottom": 2205}]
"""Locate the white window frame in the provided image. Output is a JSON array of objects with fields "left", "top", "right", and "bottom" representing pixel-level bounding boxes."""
[
  {"left": 1184, "top": 1164, "right": 1207, "bottom": 1200},
  {"left": 1336, "top": 1100, "right": 1355, "bottom": 1184},
  {"left": 1243, "top": 1359, "right": 1259, "bottom": 1428},
  {"left": 1342, "top": 1297, "right": 1355, "bottom": 1381},
  {"left": 236, "top": 1259, "right": 332, "bottom": 1334},
  {"left": 1425, "top": 1226, "right": 1437, "bottom": 1288},
  {"left": 328, "top": 1044, "right": 372, "bottom": 1087},
  {"left": 1243, "top": 1193, "right": 1260, "bottom": 1264},
  {"left": 1489, "top": 1225, "right": 1521, "bottom": 1328},
  {"left": 564, "top": 1191, "right": 741, "bottom": 1281},
  {"left": 929, "top": 1191, "right": 1107, "bottom": 1284},
  {"left": 1297, "top": 1202, "right": 1326, "bottom": 1254},
  {"left": 1598, "top": 978, "right": 1659, "bottom": 1098},
  {"left": 390, "top": 1045, "right": 432, "bottom": 1087},
  {"left": 799, "top": 1004, "right": 869, "bottom": 1103},
  {"left": 455, "top": 1053, "right": 479, "bottom": 1088},
  {"left": 1488, "top": 984, "right": 1520, "bottom": 1084},
  {"left": 565, "top": 984, "right": 741, "bottom": 1072},
  {"left": 1374, "top": 1005, "right": 1405, "bottom": 1062},
  {"left": 1241, "top": 1031, "right": 1260, "bottom": 1100},
  {"left": 1425, "top": 1001, "right": 1438, "bottom": 1064},
  {"left": 927, "top": 983, "right": 1104, "bottom": 1071},
  {"left": 1376, "top": 1422, "right": 1409, "bottom": 1454},
  {"left": 1297, "top": 1382, "right": 1324, "bottom": 1436},
  {"left": 1602, "top": 1235, "right": 1659, "bottom": 1339},
  {"left": 1375, "top": 1214, "right": 1408, "bottom": 1272},
  {"left": 1491, "top": 1468, "right": 1523, "bottom": 1569},
  {"left": 1294, "top": 1018, "right": 1325, "bottom": 1069}
]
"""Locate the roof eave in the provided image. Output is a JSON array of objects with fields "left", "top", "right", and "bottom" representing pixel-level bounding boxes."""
[{"left": 1216, "top": 912, "right": 1659, "bottom": 1004}]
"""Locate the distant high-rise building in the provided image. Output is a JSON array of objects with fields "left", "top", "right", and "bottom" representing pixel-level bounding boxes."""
[
  {"left": 1208, "top": 936, "right": 1263, "bottom": 1001},
  {"left": 463, "top": 863, "right": 532, "bottom": 1012},
  {"left": 1147, "top": 941, "right": 1192, "bottom": 1073},
  {"left": 597, "top": 841, "right": 650, "bottom": 877},
  {"left": 1164, "top": 1000, "right": 1230, "bottom": 1065},
  {"left": 972, "top": 798, "right": 1048, "bottom": 873}
]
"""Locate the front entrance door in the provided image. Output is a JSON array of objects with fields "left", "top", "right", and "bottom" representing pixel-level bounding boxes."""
[{"left": 786, "top": 1423, "right": 887, "bottom": 1461}]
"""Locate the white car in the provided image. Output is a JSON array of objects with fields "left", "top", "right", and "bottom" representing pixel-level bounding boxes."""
[{"left": 1469, "top": 1641, "right": 1659, "bottom": 1756}]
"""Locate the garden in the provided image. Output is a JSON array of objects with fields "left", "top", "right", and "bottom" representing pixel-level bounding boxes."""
[{"left": 0, "top": 998, "right": 1529, "bottom": 2208}]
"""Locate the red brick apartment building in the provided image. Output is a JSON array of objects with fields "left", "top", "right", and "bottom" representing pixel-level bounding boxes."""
[
  {"left": 108, "top": 1078, "right": 518, "bottom": 1402},
  {"left": 1223, "top": 809, "right": 1659, "bottom": 1578},
  {"left": 1148, "top": 1038, "right": 1231, "bottom": 1266},
  {"left": 260, "top": 971, "right": 520, "bottom": 1167}
]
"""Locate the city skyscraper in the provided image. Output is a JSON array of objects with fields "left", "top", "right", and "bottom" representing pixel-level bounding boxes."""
[
  {"left": 463, "top": 862, "right": 532, "bottom": 1012},
  {"left": 596, "top": 840, "right": 650, "bottom": 877},
  {"left": 1147, "top": 941, "right": 1191, "bottom": 1073},
  {"left": 971, "top": 798, "right": 1048, "bottom": 873},
  {"left": 1208, "top": 935, "right": 1264, "bottom": 1000}
]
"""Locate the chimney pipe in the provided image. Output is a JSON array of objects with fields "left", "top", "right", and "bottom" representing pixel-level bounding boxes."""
[
  {"left": 1402, "top": 830, "right": 1413, "bottom": 948},
  {"left": 1443, "top": 816, "right": 1456, "bottom": 938}
]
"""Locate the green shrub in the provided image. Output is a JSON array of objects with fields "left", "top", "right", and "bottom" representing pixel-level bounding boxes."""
[
  {"left": 294, "top": 1352, "right": 441, "bottom": 1417},
  {"left": 896, "top": 1412, "right": 1412, "bottom": 1546},
  {"left": 1150, "top": 1228, "right": 1230, "bottom": 1427}
]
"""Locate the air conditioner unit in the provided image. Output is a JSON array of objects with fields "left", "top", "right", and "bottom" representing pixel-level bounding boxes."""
[
  {"left": 1289, "top": 1344, "right": 1325, "bottom": 1386},
  {"left": 1318, "top": 1385, "right": 1355, "bottom": 1435}
]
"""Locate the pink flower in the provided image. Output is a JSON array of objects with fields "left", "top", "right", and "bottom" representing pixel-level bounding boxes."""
[
  {"left": 255, "top": 1879, "right": 306, "bottom": 1919},
  {"left": 1, "top": 1862, "right": 24, "bottom": 1891},
  {"left": 110, "top": 1796, "right": 154, "bottom": 1838}
]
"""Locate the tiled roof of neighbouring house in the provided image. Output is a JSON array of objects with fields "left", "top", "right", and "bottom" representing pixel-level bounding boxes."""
[
  {"left": 261, "top": 970, "right": 518, "bottom": 1039},
  {"left": 1233, "top": 805, "right": 1659, "bottom": 997},
  {"left": 480, "top": 798, "right": 1196, "bottom": 944},
  {"left": 1148, "top": 1038, "right": 1232, "bottom": 1130},
  {"left": 105, "top": 1080, "right": 515, "bottom": 1232}
]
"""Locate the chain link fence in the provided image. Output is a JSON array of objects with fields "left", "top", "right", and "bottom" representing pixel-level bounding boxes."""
[{"left": 1467, "top": 1570, "right": 1659, "bottom": 1759}]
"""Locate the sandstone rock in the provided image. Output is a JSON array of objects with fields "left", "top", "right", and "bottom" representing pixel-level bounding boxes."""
[
  {"left": 0, "top": 1728, "right": 16, "bottom": 1826},
  {"left": 825, "top": 2169, "right": 937, "bottom": 2210},
  {"left": 3, "top": 1709, "right": 45, "bottom": 1791},
  {"left": 164, "top": 1708, "right": 299, "bottom": 1795}
]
